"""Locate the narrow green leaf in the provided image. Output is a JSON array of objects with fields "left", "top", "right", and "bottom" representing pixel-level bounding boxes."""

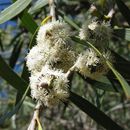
[
  {"left": 72, "top": 36, "right": 130, "bottom": 98},
  {"left": 0, "top": 0, "right": 32, "bottom": 24},
  {"left": 106, "top": 61, "right": 130, "bottom": 98},
  {"left": 79, "top": 74, "right": 117, "bottom": 92},
  {"left": 93, "top": 81, "right": 117, "bottom": 92},
  {"left": 110, "top": 50, "right": 130, "bottom": 81},
  {"left": 114, "top": 28, "right": 130, "bottom": 41},
  {"left": 58, "top": 10, "right": 80, "bottom": 30},
  {"left": 116, "top": 0, "right": 130, "bottom": 25},
  {"left": 19, "top": 10, "right": 38, "bottom": 34},
  {"left": 9, "top": 40, "right": 23, "bottom": 68},
  {"left": 69, "top": 92, "right": 124, "bottom": 130},
  {"left": 28, "top": 0, "right": 48, "bottom": 14},
  {"left": 0, "top": 86, "right": 29, "bottom": 125},
  {"left": 0, "top": 56, "right": 28, "bottom": 91}
]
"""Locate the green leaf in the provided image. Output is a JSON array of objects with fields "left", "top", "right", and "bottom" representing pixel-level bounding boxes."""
[
  {"left": 58, "top": 10, "right": 80, "bottom": 30},
  {"left": 114, "top": 28, "right": 130, "bottom": 41},
  {"left": 19, "top": 10, "right": 38, "bottom": 34},
  {"left": 79, "top": 74, "right": 118, "bottom": 92},
  {"left": 28, "top": 0, "right": 48, "bottom": 14},
  {"left": 116, "top": 0, "right": 130, "bottom": 25},
  {"left": 69, "top": 92, "right": 124, "bottom": 130},
  {"left": 0, "top": 86, "right": 29, "bottom": 125},
  {"left": 110, "top": 50, "right": 130, "bottom": 81},
  {"left": 93, "top": 80, "right": 117, "bottom": 92},
  {"left": 72, "top": 36, "right": 130, "bottom": 98},
  {"left": 0, "top": 0, "right": 32, "bottom": 24},
  {"left": 9, "top": 40, "right": 23, "bottom": 68},
  {"left": 0, "top": 56, "right": 28, "bottom": 92},
  {"left": 106, "top": 61, "right": 130, "bottom": 98}
]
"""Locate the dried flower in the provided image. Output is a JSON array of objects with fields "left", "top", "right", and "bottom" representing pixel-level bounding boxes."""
[
  {"left": 30, "top": 65, "right": 69, "bottom": 107},
  {"left": 75, "top": 48, "right": 111, "bottom": 79}
]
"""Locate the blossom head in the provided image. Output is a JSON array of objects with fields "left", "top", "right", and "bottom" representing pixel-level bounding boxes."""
[
  {"left": 75, "top": 48, "right": 111, "bottom": 79},
  {"left": 26, "top": 45, "right": 50, "bottom": 73},
  {"left": 47, "top": 46, "right": 76, "bottom": 72},
  {"left": 37, "top": 21, "right": 72, "bottom": 47},
  {"left": 79, "top": 20, "right": 112, "bottom": 49},
  {"left": 30, "top": 65, "right": 69, "bottom": 107}
]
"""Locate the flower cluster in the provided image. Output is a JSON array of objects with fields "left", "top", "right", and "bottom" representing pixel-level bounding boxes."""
[
  {"left": 30, "top": 65, "right": 69, "bottom": 107},
  {"left": 26, "top": 21, "right": 75, "bottom": 107},
  {"left": 79, "top": 20, "right": 111, "bottom": 50},
  {"left": 26, "top": 19, "right": 113, "bottom": 107},
  {"left": 75, "top": 48, "right": 111, "bottom": 79},
  {"left": 26, "top": 21, "right": 76, "bottom": 74}
]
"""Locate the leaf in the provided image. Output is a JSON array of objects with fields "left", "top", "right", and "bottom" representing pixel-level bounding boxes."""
[
  {"left": 93, "top": 80, "right": 117, "bottom": 92},
  {"left": 0, "top": 0, "right": 32, "bottom": 24},
  {"left": 9, "top": 40, "right": 23, "bottom": 68},
  {"left": 79, "top": 74, "right": 118, "bottom": 92},
  {"left": 110, "top": 50, "right": 130, "bottom": 81},
  {"left": 72, "top": 36, "right": 130, "bottom": 98},
  {"left": 69, "top": 92, "right": 124, "bottom": 130},
  {"left": 28, "top": 0, "right": 48, "bottom": 14},
  {"left": 116, "top": 0, "right": 130, "bottom": 25},
  {"left": 0, "top": 86, "right": 29, "bottom": 125},
  {"left": 58, "top": 10, "right": 80, "bottom": 30},
  {"left": 106, "top": 61, "right": 130, "bottom": 99},
  {"left": 114, "top": 28, "right": 130, "bottom": 41},
  {"left": 0, "top": 56, "right": 28, "bottom": 92},
  {"left": 19, "top": 10, "right": 38, "bottom": 34}
]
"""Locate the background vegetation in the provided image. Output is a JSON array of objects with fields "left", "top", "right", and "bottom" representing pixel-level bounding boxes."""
[{"left": 0, "top": 0, "right": 130, "bottom": 130}]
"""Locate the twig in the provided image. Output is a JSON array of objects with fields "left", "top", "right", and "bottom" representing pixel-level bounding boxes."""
[
  {"left": 27, "top": 101, "right": 44, "bottom": 130},
  {"left": 65, "top": 65, "right": 75, "bottom": 80},
  {"left": 49, "top": 0, "right": 56, "bottom": 21}
]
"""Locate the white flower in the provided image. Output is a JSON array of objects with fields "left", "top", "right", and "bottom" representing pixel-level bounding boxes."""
[
  {"left": 75, "top": 48, "right": 111, "bottom": 79},
  {"left": 37, "top": 21, "right": 73, "bottom": 48},
  {"left": 79, "top": 20, "right": 111, "bottom": 49},
  {"left": 26, "top": 45, "right": 51, "bottom": 73},
  {"left": 30, "top": 65, "right": 69, "bottom": 107},
  {"left": 26, "top": 20, "right": 76, "bottom": 73},
  {"left": 26, "top": 44, "right": 76, "bottom": 73},
  {"left": 47, "top": 46, "right": 76, "bottom": 72}
]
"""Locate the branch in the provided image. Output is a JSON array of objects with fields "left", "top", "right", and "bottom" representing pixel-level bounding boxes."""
[
  {"left": 49, "top": 0, "right": 56, "bottom": 21},
  {"left": 27, "top": 101, "right": 45, "bottom": 130}
]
